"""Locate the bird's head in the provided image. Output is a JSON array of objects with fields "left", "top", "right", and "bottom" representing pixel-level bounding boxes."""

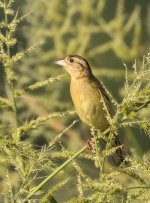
[{"left": 55, "top": 55, "right": 92, "bottom": 79}]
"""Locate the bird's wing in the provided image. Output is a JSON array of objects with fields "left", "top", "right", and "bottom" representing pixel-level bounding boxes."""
[
  {"left": 91, "top": 76, "right": 114, "bottom": 117},
  {"left": 92, "top": 76, "right": 110, "bottom": 103}
]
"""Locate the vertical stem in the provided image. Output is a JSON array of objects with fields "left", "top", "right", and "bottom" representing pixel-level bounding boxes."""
[
  {"left": 4, "top": 0, "right": 19, "bottom": 140},
  {"left": 91, "top": 128, "right": 105, "bottom": 174},
  {"left": 2, "top": 2, "right": 30, "bottom": 202}
]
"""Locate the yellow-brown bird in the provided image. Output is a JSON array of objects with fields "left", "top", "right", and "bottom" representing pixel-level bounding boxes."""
[{"left": 55, "top": 55, "right": 125, "bottom": 165}]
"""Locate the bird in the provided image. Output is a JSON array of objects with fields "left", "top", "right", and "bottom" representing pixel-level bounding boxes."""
[{"left": 55, "top": 54, "right": 125, "bottom": 166}]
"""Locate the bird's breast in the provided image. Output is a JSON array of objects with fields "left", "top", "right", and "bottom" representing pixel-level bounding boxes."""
[{"left": 70, "top": 78, "right": 109, "bottom": 131}]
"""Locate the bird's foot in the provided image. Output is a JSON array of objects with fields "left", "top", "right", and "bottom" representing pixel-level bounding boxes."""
[{"left": 86, "top": 137, "right": 96, "bottom": 153}]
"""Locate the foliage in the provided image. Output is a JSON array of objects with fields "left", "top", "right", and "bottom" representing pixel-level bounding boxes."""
[{"left": 0, "top": 0, "right": 150, "bottom": 203}]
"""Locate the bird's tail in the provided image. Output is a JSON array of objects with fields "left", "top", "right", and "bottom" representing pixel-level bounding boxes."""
[
  {"left": 87, "top": 132, "right": 128, "bottom": 167},
  {"left": 112, "top": 136, "right": 128, "bottom": 166}
]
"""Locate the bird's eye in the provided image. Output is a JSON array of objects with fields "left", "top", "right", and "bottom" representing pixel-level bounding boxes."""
[{"left": 70, "top": 58, "right": 74, "bottom": 63}]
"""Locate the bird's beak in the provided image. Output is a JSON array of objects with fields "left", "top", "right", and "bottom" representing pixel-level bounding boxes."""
[{"left": 54, "top": 59, "right": 67, "bottom": 67}]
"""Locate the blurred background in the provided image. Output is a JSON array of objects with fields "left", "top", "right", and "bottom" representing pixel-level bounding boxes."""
[
  {"left": 13, "top": 0, "right": 150, "bottom": 152},
  {"left": 0, "top": 0, "right": 150, "bottom": 201}
]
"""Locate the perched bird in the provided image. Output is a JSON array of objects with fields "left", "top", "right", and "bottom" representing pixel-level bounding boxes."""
[{"left": 55, "top": 55, "right": 125, "bottom": 165}]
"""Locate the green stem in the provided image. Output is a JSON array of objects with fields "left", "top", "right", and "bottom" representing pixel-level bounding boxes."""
[
  {"left": 127, "top": 185, "right": 150, "bottom": 190},
  {"left": 11, "top": 84, "right": 19, "bottom": 135},
  {"left": 4, "top": 0, "right": 10, "bottom": 53},
  {"left": 4, "top": 0, "right": 19, "bottom": 140},
  {"left": 23, "top": 146, "right": 87, "bottom": 202}
]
